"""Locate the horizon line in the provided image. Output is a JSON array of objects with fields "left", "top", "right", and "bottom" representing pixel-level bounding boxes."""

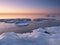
[{"left": 0, "top": 13, "right": 60, "bottom": 15}]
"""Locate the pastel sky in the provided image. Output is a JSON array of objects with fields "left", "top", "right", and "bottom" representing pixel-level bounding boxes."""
[
  {"left": 0, "top": 0, "right": 60, "bottom": 19},
  {"left": 0, "top": 0, "right": 60, "bottom": 14}
]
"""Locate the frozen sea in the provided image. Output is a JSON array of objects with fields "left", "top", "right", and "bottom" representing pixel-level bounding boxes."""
[{"left": 0, "top": 26, "right": 60, "bottom": 45}]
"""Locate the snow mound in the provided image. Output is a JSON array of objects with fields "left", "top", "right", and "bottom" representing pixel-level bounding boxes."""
[
  {"left": 49, "top": 33, "right": 60, "bottom": 45},
  {"left": 45, "top": 26, "right": 60, "bottom": 34},
  {"left": 0, "top": 28, "right": 50, "bottom": 45},
  {"left": 0, "top": 32, "right": 19, "bottom": 40},
  {"left": 0, "top": 32, "right": 20, "bottom": 45},
  {"left": 46, "top": 26, "right": 60, "bottom": 45},
  {"left": 0, "top": 26, "right": 60, "bottom": 45},
  {"left": 17, "top": 30, "right": 50, "bottom": 45}
]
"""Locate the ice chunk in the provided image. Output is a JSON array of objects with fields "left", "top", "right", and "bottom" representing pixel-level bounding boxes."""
[{"left": 34, "top": 28, "right": 45, "bottom": 33}]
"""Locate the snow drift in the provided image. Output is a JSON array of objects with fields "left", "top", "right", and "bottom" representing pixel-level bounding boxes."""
[{"left": 0, "top": 26, "right": 60, "bottom": 45}]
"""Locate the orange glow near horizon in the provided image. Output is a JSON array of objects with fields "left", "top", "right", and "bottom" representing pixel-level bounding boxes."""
[
  {"left": 0, "top": 14, "right": 47, "bottom": 19},
  {"left": 0, "top": 0, "right": 60, "bottom": 19},
  {"left": 0, "top": 9, "right": 59, "bottom": 14},
  {"left": 0, "top": 3, "right": 59, "bottom": 14},
  {"left": 0, "top": 6, "right": 59, "bottom": 14}
]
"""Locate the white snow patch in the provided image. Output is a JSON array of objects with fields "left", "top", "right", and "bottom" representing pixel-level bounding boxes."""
[
  {"left": 45, "top": 26, "right": 60, "bottom": 34},
  {"left": 0, "top": 26, "right": 60, "bottom": 45}
]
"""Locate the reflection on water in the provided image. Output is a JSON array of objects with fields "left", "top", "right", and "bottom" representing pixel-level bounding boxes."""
[
  {"left": 0, "top": 22, "right": 33, "bottom": 34},
  {"left": 0, "top": 22, "right": 20, "bottom": 34}
]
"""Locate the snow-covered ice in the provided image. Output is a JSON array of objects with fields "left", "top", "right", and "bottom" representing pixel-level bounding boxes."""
[
  {"left": 45, "top": 26, "right": 60, "bottom": 34},
  {"left": 0, "top": 26, "right": 60, "bottom": 45}
]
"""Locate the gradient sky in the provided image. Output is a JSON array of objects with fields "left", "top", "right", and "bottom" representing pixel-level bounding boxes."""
[
  {"left": 0, "top": 0, "right": 60, "bottom": 14},
  {"left": 0, "top": 0, "right": 60, "bottom": 19}
]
